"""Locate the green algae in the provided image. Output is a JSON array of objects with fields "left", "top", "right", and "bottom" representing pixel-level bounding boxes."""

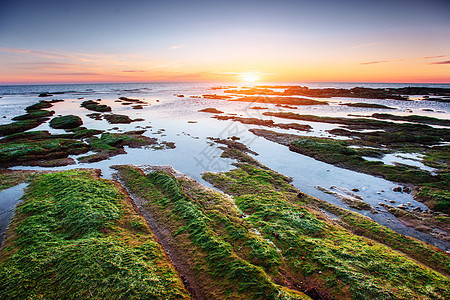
[
  {"left": 0, "top": 139, "right": 89, "bottom": 166},
  {"left": 203, "top": 162, "right": 450, "bottom": 299},
  {"left": 0, "top": 119, "right": 48, "bottom": 137},
  {"left": 80, "top": 100, "right": 112, "bottom": 112},
  {"left": 115, "top": 165, "right": 309, "bottom": 300},
  {"left": 49, "top": 115, "right": 83, "bottom": 129},
  {"left": 0, "top": 170, "right": 190, "bottom": 300}
]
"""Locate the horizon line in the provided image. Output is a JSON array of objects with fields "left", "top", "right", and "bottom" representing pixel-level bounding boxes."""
[{"left": 1, "top": 80, "right": 450, "bottom": 87}]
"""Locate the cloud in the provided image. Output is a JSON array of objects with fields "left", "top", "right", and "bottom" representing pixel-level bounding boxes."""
[
  {"left": 122, "top": 70, "right": 146, "bottom": 73},
  {"left": 429, "top": 60, "right": 450, "bottom": 65},
  {"left": 360, "top": 60, "right": 389, "bottom": 65},
  {"left": 423, "top": 55, "right": 447, "bottom": 59},
  {"left": 349, "top": 41, "right": 385, "bottom": 49},
  {"left": 47, "top": 72, "right": 102, "bottom": 76},
  {"left": 360, "top": 59, "right": 406, "bottom": 65},
  {"left": 169, "top": 43, "right": 188, "bottom": 50}
]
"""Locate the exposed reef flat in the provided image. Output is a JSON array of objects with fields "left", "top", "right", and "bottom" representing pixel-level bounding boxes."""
[
  {"left": 339, "top": 102, "right": 396, "bottom": 109},
  {"left": 213, "top": 115, "right": 312, "bottom": 131},
  {"left": 202, "top": 148, "right": 449, "bottom": 299},
  {"left": 220, "top": 85, "right": 450, "bottom": 101},
  {"left": 114, "top": 164, "right": 309, "bottom": 299},
  {"left": 250, "top": 127, "right": 449, "bottom": 221},
  {"left": 0, "top": 170, "right": 190, "bottom": 299},
  {"left": 231, "top": 96, "right": 328, "bottom": 106}
]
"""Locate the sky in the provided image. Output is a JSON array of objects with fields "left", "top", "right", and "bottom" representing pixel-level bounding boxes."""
[{"left": 0, "top": 0, "right": 449, "bottom": 84}]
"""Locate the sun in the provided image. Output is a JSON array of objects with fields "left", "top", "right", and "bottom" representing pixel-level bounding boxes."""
[{"left": 239, "top": 73, "right": 260, "bottom": 83}]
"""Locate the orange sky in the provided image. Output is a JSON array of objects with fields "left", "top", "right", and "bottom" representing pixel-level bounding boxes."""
[{"left": 0, "top": 1, "right": 449, "bottom": 84}]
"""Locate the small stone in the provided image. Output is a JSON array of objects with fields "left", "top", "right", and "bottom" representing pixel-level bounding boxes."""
[
  {"left": 392, "top": 186, "right": 402, "bottom": 192},
  {"left": 389, "top": 200, "right": 395, "bottom": 203},
  {"left": 352, "top": 188, "right": 359, "bottom": 192}
]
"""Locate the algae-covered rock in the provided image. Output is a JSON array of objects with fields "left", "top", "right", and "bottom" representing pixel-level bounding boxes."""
[
  {"left": 0, "top": 119, "right": 47, "bottom": 136},
  {"left": 12, "top": 110, "right": 55, "bottom": 121},
  {"left": 0, "top": 138, "right": 89, "bottom": 166},
  {"left": 80, "top": 100, "right": 112, "bottom": 112},
  {"left": 104, "top": 114, "right": 133, "bottom": 124},
  {"left": 25, "top": 101, "right": 53, "bottom": 112},
  {"left": 49, "top": 115, "right": 83, "bottom": 129}
]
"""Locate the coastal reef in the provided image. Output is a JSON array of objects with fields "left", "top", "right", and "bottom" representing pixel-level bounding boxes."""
[{"left": 0, "top": 170, "right": 190, "bottom": 299}]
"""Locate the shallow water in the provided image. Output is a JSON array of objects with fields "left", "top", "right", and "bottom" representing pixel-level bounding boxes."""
[
  {"left": 1, "top": 82, "right": 449, "bottom": 250},
  {"left": 0, "top": 183, "right": 28, "bottom": 247}
]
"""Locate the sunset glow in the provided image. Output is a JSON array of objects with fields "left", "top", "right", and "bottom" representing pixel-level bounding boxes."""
[
  {"left": 239, "top": 73, "right": 260, "bottom": 83},
  {"left": 0, "top": 1, "right": 449, "bottom": 84}
]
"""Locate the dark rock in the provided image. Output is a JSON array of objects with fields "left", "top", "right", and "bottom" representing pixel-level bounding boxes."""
[
  {"left": 80, "top": 100, "right": 111, "bottom": 112},
  {"left": 351, "top": 188, "right": 360, "bottom": 192},
  {"left": 25, "top": 101, "right": 53, "bottom": 112},
  {"left": 38, "top": 92, "right": 53, "bottom": 97},
  {"left": 86, "top": 113, "right": 103, "bottom": 121},
  {"left": 393, "top": 186, "right": 402, "bottom": 192},
  {"left": 402, "top": 187, "right": 411, "bottom": 193},
  {"left": 297, "top": 192, "right": 307, "bottom": 199},
  {"left": 12, "top": 110, "right": 54, "bottom": 121},
  {"left": 198, "top": 108, "right": 224, "bottom": 114},
  {"left": 104, "top": 114, "right": 133, "bottom": 124}
]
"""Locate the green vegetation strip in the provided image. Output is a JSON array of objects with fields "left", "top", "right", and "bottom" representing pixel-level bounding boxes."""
[
  {"left": 115, "top": 165, "right": 308, "bottom": 299},
  {"left": 0, "top": 139, "right": 88, "bottom": 165},
  {"left": 203, "top": 163, "right": 450, "bottom": 299},
  {"left": 0, "top": 171, "right": 36, "bottom": 191},
  {"left": 0, "top": 170, "right": 190, "bottom": 300}
]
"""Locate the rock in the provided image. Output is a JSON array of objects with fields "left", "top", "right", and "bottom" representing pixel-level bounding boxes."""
[
  {"left": 49, "top": 115, "right": 83, "bottom": 129},
  {"left": 86, "top": 113, "right": 103, "bottom": 121},
  {"left": 25, "top": 101, "right": 53, "bottom": 112},
  {"left": 38, "top": 92, "right": 52, "bottom": 97},
  {"left": 297, "top": 192, "right": 307, "bottom": 199},
  {"left": 80, "top": 100, "right": 111, "bottom": 112},
  {"left": 412, "top": 207, "right": 423, "bottom": 212},
  {"left": 351, "top": 188, "right": 360, "bottom": 192},
  {"left": 397, "top": 204, "right": 407, "bottom": 209},
  {"left": 104, "top": 114, "right": 133, "bottom": 124},
  {"left": 198, "top": 108, "right": 224, "bottom": 114},
  {"left": 393, "top": 186, "right": 402, "bottom": 192},
  {"left": 389, "top": 200, "right": 396, "bottom": 203},
  {"left": 402, "top": 187, "right": 411, "bottom": 193}
]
